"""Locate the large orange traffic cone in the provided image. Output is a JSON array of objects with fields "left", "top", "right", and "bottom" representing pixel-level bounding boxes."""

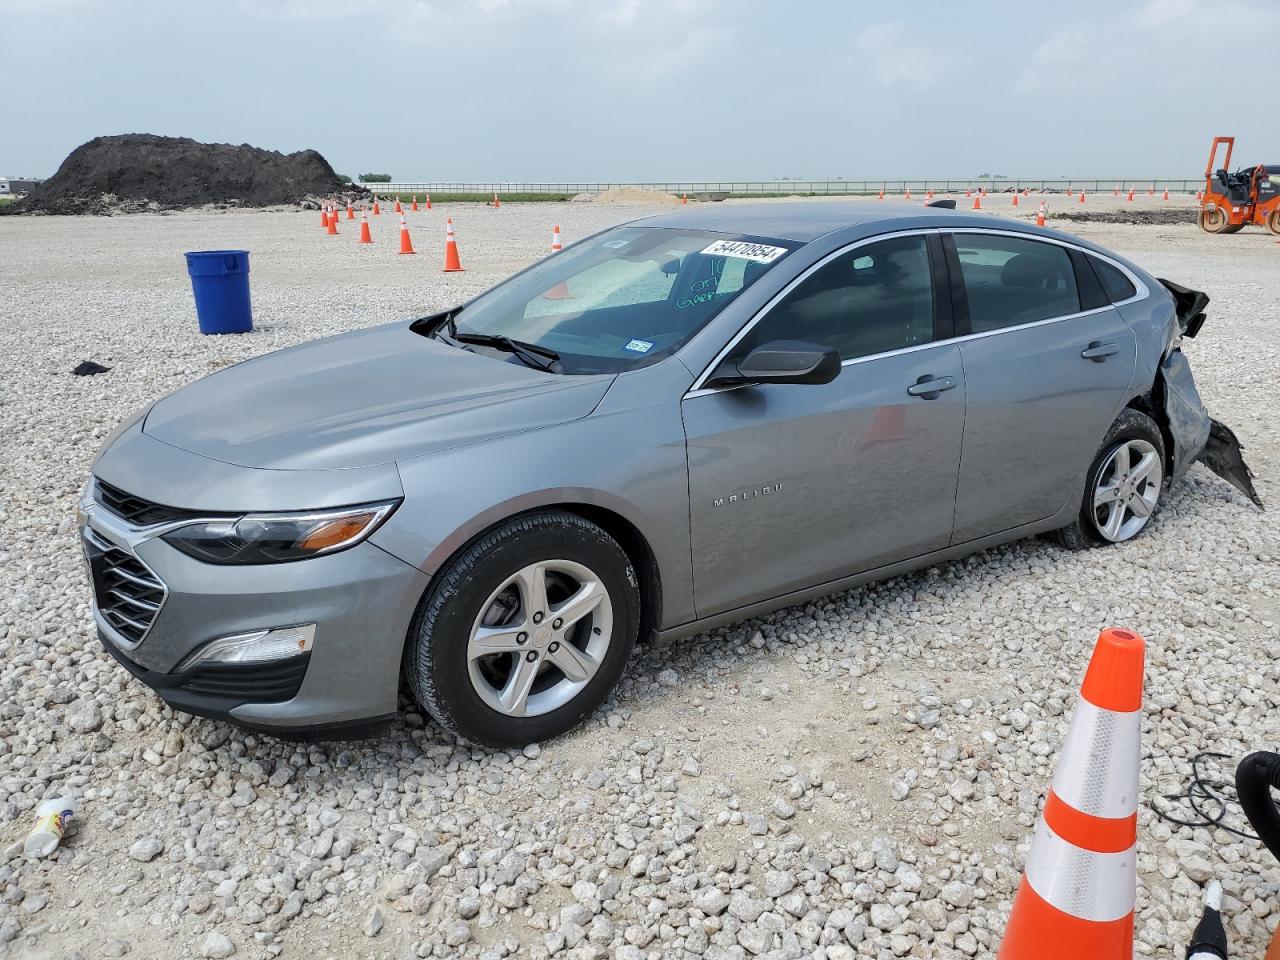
[
  {"left": 997, "top": 627, "right": 1144, "bottom": 960},
  {"left": 397, "top": 213, "right": 415, "bottom": 254},
  {"left": 372, "top": 198, "right": 381, "bottom": 216},
  {"left": 443, "top": 217, "right": 463, "bottom": 272},
  {"left": 972, "top": 192, "right": 982, "bottom": 210},
  {"left": 411, "top": 195, "right": 419, "bottom": 212},
  {"left": 326, "top": 207, "right": 339, "bottom": 235},
  {"left": 346, "top": 200, "right": 355, "bottom": 221},
  {"left": 358, "top": 209, "right": 372, "bottom": 244},
  {"left": 1036, "top": 201, "right": 1047, "bottom": 227},
  {"left": 320, "top": 205, "right": 329, "bottom": 228}
]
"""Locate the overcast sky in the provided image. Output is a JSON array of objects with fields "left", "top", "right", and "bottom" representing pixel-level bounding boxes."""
[{"left": 3, "top": 0, "right": 1277, "bottom": 181}]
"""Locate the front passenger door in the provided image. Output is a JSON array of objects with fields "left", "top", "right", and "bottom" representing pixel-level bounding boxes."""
[{"left": 682, "top": 234, "right": 966, "bottom": 618}]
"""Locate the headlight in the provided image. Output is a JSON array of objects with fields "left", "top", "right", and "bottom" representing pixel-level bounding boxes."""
[{"left": 162, "top": 501, "right": 399, "bottom": 565}]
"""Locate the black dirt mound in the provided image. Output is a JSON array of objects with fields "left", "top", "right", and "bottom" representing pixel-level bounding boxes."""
[
  {"left": 7, "top": 134, "right": 365, "bottom": 215},
  {"left": 1050, "top": 209, "right": 1195, "bottom": 227}
]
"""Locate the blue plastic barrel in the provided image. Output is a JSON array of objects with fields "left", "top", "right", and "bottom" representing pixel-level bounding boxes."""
[{"left": 184, "top": 250, "right": 252, "bottom": 335}]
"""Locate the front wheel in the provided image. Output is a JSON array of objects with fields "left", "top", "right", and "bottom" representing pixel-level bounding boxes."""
[
  {"left": 1267, "top": 208, "right": 1280, "bottom": 236},
  {"left": 1198, "top": 207, "right": 1231, "bottom": 234},
  {"left": 405, "top": 511, "right": 639, "bottom": 747},
  {"left": 1054, "top": 408, "right": 1166, "bottom": 550}
]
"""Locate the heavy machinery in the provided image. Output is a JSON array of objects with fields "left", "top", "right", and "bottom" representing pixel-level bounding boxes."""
[{"left": 1198, "top": 136, "right": 1280, "bottom": 235}]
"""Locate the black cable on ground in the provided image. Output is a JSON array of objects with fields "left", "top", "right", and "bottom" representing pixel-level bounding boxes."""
[
  {"left": 1152, "top": 751, "right": 1261, "bottom": 842},
  {"left": 1236, "top": 751, "right": 1280, "bottom": 865}
]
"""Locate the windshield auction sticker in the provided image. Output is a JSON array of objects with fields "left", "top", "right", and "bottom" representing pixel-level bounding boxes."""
[{"left": 700, "top": 240, "right": 787, "bottom": 264}]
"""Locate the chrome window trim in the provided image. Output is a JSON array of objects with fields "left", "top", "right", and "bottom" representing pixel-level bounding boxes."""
[{"left": 683, "top": 225, "right": 1151, "bottom": 399}]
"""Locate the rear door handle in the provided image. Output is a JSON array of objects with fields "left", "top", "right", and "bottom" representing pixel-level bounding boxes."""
[
  {"left": 906, "top": 375, "right": 957, "bottom": 399},
  {"left": 1081, "top": 341, "right": 1119, "bottom": 362}
]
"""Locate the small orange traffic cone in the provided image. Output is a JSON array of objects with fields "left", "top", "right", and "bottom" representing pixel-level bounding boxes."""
[
  {"left": 346, "top": 200, "right": 355, "bottom": 221},
  {"left": 1147, "top": 184, "right": 1155, "bottom": 196},
  {"left": 1113, "top": 185, "right": 1120, "bottom": 196},
  {"left": 411, "top": 195, "right": 419, "bottom": 212},
  {"left": 996, "top": 627, "right": 1144, "bottom": 960},
  {"left": 1195, "top": 190, "right": 1203, "bottom": 201},
  {"left": 1067, "top": 186, "right": 1074, "bottom": 197},
  {"left": 1127, "top": 187, "right": 1135, "bottom": 202},
  {"left": 904, "top": 187, "right": 912, "bottom": 200},
  {"left": 681, "top": 192, "right": 688, "bottom": 205},
  {"left": 1079, "top": 190, "right": 1086, "bottom": 204},
  {"left": 1162, "top": 188, "right": 1169, "bottom": 201},
  {"left": 372, "top": 198, "right": 381, "bottom": 216},
  {"left": 1036, "top": 202, "right": 1046, "bottom": 227},
  {"left": 551, "top": 224, "right": 563, "bottom": 252},
  {"left": 443, "top": 217, "right": 463, "bottom": 272},
  {"left": 1012, "top": 192, "right": 1019, "bottom": 207},
  {"left": 493, "top": 192, "right": 500, "bottom": 209},
  {"left": 358, "top": 209, "right": 372, "bottom": 244},
  {"left": 879, "top": 184, "right": 885, "bottom": 200},
  {"left": 394, "top": 198, "right": 403, "bottom": 214},
  {"left": 925, "top": 188, "right": 934, "bottom": 201},
  {"left": 425, "top": 193, "right": 432, "bottom": 210},
  {"left": 397, "top": 213, "right": 415, "bottom": 254},
  {"left": 320, "top": 205, "right": 329, "bottom": 228},
  {"left": 972, "top": 192, "right": 982, "bottom": 210},
  {"left": 544, "top": 225, "right": 572, "bottom": 299},
  {"left": 965, "top": 188, "right": 972, "bottom": 198},
  {"left": 326, "top": 207, "right": 339, "bottom": 235}
]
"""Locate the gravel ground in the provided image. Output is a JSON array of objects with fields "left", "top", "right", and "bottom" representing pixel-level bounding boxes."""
[{"left": 0, "top": 198, "right": 1277, "bottom": 960}]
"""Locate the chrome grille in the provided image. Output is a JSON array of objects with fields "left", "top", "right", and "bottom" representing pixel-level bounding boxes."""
[
  {"left": 84, "top": 527, "right": 166, "bottom": 645},
  {"left": 95, "top": 479, "right": 197, "bottom": 527}
]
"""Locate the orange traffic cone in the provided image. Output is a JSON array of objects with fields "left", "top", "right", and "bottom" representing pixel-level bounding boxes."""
[
  {"left": 1113, "top": 185, "right": 1121, "bottom": 197},
  {"left": 1195, "top": 190, "right": 1203, "bottom": 201},
  {"left": 904, "top": 187, "right": 912, "bottom": 200},
  {"left": 372, "top": 198, "right": 381, "bottom": 216},
  {"left": 493, "top": 192, "right": 500, "bottom": 209},
  {"left": 544, "top": 225, "right": 571, "bottom": 299},
  {"left": 1148, "top": 184, "right": 1155, "bottom": 196},
  {"left": 1079, "top": 190, "right": 1086, "bottom": 204},
  {"left": 425, "top": 193, "right": 432, "bottom": 210},
  {"left": 411, "top": 195, "right": 419, "bottom": 212},
  {"left": 358, "top": 209, "right": 372, "bottom": 244},
  {"left": 326, "top": 207, "right": 339, "bottom": 235},
  {"left": 394, "top": 198, "right": 403, "bottom": 214},
  {"left": 1127, "top": 187, "right": 1135, "bottom": 202},
  {"left": 878, "top": 184, "right": 885, "bottom": 200},
  {"left": 1012, "top": 192, "right": 1019, "bottom": 207},
  {"left": 397, "top": 213, "right": 415, "bottom": 255},
  {"left": 1067, "top": 186, "right": 1074, "bottom": 197},
  {"left": 551, "top": 224, "right": 563, "bottom": 252},
  {"left": 965, "top": 188, "right": 972, "bottom": 198},
  {"left": 681, "top": 192, "right": 688, "bottom": 205},
  {"left": 1036, "top": 201, "right": 1047, "bottom": 227},
  {"left": 972, "top": 192, "right": 982, "bottom": 210},
  {"left": 320, "top": 205, "right": 329, "bottom": 228},
  {"left": 346, "top": 200, "right": 355, "bottom": 221},
  {"left": 1162, "top": 188, "right": 1169, "bottom": 201},
  {"left": 443, "top": 217, "right": 463, "bottom": 272},
  {"left": 997, "top": 627, "right": 1144, "bottom": 960},
  {"left": 925, "top": 188, "right": 934, "bottom": 201}
]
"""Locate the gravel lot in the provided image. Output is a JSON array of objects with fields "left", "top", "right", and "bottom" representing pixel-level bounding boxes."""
[{"left": 0, "top": 197, "right": 1276, "bottom": 960}]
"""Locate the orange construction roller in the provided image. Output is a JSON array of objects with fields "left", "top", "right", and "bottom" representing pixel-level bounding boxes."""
[
  {"left": 1036, "top": 201, "right": 1047, "bottom": 227},
  {"left": 997, "top": 627, "right": 1144, "bottom": 960},
  {"left": 443, "top": 217, "right": 464, "bottom": 272},
  {"left": 411, "top": 194, "right": 419, "bottom": 212},
  {"left": 358, "top": 209, "right": 372, "bottom": 244},
  {"left": 397, "top": 213, "right": 415, "bottom": 255},
  {"left": 346, "top": 200, "right": 354, "bottom": 221}
]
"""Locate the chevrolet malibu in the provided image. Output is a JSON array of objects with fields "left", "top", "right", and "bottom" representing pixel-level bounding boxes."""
[{"left": 80, "top": 202, "right": 1259, "bottom": 746}]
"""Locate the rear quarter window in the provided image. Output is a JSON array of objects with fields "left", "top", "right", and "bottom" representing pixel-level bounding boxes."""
[{"left": 1089, "top": 256, "right": 1138, "bottom": 303}]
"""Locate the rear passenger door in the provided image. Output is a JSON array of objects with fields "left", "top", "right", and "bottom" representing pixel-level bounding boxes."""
[{"left": 944, "top": 231, "right": 1138, "bottom": 544}]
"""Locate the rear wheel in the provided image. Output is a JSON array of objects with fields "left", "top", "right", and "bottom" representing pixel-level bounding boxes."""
[
  {"left": 1053, "top": 409, "right": 1165, "bottom": 550},
  {"left": 1198, "top": 207, "right": 1231, "bottom": 233},
  {"left": 406, "top": 511, "right": 639, "bottom": 747},
  {"left": 1267, "top": 208, "right": 1280, "bottom": 236}
]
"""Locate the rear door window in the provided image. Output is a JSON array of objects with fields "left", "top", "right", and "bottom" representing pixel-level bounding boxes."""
[
  {"left": 1088, "top": 256, "right": 1138, "bottom": 304},
  {"left": 951, "top": 234, "right": 1080, "bottom": 333}
]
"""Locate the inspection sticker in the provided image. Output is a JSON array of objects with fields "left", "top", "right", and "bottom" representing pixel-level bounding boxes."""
[
  {"left": 624, "top": 339, "right": 654, "bottom": 353},
  {"left": 700, "top": 239, "right": 787, "bottom": 264}
]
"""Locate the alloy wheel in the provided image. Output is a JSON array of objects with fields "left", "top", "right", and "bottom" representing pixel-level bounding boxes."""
[
  {"left": 467, "top": 559, "right": 613, "bottom": 718},
  {"left": 1092, "top": 438, "right": 1162, "bottom": 542}
]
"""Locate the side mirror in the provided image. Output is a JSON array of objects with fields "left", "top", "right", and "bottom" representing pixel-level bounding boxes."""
[{"left": 710, "top": 340, "right": 842, "bottom": 387}]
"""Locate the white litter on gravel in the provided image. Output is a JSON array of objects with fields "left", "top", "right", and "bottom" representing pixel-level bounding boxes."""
[{"left": 0, "top": 201, "right": 1276, "bottom": 959}]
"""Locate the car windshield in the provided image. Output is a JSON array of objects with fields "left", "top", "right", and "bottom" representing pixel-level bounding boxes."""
[{"left": 440, "top": 226, "right": 796, "bottom": 374}]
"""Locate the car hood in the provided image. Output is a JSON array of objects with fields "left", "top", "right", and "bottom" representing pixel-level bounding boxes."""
[{"left": 142, "top": 321, "right": 614, "bottom": 470}]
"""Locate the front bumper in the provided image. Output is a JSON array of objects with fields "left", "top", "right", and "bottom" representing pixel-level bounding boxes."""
[{"left": 81, "top": 499, "right": 430, "bottom": 731}]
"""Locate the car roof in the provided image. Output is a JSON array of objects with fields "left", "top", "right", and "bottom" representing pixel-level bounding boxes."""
[{"left": 634, "top": 200, "right": 966, "bottom": 242}]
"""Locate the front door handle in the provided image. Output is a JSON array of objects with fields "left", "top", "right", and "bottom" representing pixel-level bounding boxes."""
[
  {"left": 1081, "top": 341, "right": 1119, "bottom": 362},
  {"left": 906, "top": 374, "right": 957, "bottom": 399}
]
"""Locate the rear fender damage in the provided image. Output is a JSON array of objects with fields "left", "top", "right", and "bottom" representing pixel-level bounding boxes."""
[{"left": 1152, "top": 279, "right": 1262, "bottom": 508}]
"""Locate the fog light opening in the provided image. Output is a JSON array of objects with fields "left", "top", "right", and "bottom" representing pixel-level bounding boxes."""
[{"left": 178, "top": 623, "right": 315, "bottom": 670}]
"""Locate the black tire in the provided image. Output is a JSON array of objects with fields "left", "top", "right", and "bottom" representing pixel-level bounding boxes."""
[
  {"left": 406, "top": 510, "right": 639, "bottom": 747},
  {"left": 1052, "top": 408, "right": 1166, "bottom": 550}
]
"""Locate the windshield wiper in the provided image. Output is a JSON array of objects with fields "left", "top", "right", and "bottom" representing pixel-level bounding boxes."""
[
  {"left": 432, "top": 314, "right": 561, "bottom": 372},
  {"left": 454, "top": 333, "right": 560, "bottom": 372}
]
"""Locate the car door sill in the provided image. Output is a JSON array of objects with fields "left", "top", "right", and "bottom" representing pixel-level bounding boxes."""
[{"left": 658, "top": 502, "right": 1077, "bottom": 645}]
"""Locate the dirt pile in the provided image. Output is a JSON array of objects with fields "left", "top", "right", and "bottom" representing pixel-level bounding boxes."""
[
  {"left": 8, "top": 134, "right": 363, "bottom": 215},
  {"left": 1050, "top": 208, "right": 1195, "bottom": 226}
]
